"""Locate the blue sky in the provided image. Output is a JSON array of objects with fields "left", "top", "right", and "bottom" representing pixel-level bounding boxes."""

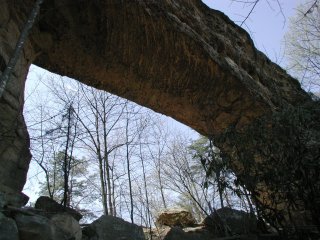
[{"left": 203, "top": 0, "right": 305, "bottom": 66}]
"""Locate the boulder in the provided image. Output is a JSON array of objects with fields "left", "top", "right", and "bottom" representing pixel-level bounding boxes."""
[
  {"left": 14, "top": 213, "right": 72, "bottom": 240},
  {"left": 163, "top": 226, "right": 214, "bottom": 240},
  {"left": 82, "top": 215, "right": 145, "bottom": 240},
  {"left": 203, "top": 207, "right": 257, "bottom": 236},
  {"left": 0, "top": 212, "right": 19, "bottom": 240},
  {"left": 157, "top": 209, "right": 196, "bottom": 227},
  {"left": 143, "top": 226, "right": 171, "bottom": 240},
  {"left": 0, "top": 185, "right": 29, "bottom": 208},
  {"left": 35, "top": 196, "right": 82, "bottom": 221},
  {"left": 51, "top": 213, "right": 82, "bottom": 240}
]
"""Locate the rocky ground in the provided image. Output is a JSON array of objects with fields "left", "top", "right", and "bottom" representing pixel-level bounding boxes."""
[{"left": 0, "top": 196, "right": 318, "bottom": 240}]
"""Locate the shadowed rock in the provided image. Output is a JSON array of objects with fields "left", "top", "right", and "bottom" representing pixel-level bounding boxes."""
[
  {"left": 82, "top": 215, "right": 145, "bottom": 240},
  {"left": 35, "top": 196, "right": 82, "bottom": 221},
  {"left": 0, "top": 212, "right": 19, "bottom": 240}
]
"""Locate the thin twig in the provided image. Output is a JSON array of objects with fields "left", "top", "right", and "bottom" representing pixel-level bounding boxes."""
[{"left": 240, "top": 0, "right": 260, "bottom": 27}]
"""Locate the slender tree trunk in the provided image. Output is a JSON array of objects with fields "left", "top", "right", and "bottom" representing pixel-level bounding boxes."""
[
  {"left": 52, "top": 152, "right": 57, "bottom": 198},
  {"left": 112, "top": 176, "right": 117, "bottom": 216},
  {"left": 37, "top": 106, "right": 53, "bottom": 198},
  {"left": 217, "top": 172, "right": 224, "bottom": 208},
  {"left": 93, "top": 107, "right": 108, "bottom": 215},
  {"left": 105, "top": 153, "right": 114, "bottom": 215},
  {"left": 62, "top": 105, "right": 72, "bottom": 207},
  {"left": 139, "top": 142, "right": 152, "bottom": 234},
  {"left": 102, "top": 103, "right": 114, "bottom": 216},
  {"left": 158, "top": 165, "right": 167, "bottom": 209},
  {"left": 66, "top": 105, "right": 78, "bottom": 207},
  {"left": 98, "top": 153, "right": 108, "bottom": 215},
  {"left": 125, "top": 114, "right": 134, "bottom": 223}
]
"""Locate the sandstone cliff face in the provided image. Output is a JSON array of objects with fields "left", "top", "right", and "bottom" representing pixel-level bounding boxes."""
[
  {"left": 0, "top": 0, "right": 315, "bottom": 227},
  {"left": 0, "top": 0, "right": 34, "bottom": 200},
  {"left": 31, "top": 0, "right": 310, "bottom": 136}
]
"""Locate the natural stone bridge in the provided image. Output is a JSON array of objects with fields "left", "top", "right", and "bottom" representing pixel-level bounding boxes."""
[{"left": 0, "top": 0, "right": 317, "bottom": 228}]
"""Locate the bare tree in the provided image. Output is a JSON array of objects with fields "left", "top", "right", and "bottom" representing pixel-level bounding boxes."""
[
  {"left": 124, "top": 104, "right": 134, "bottom": 223},
  {"left": 138, "top": 129, "right": 153, "bottom": 232},
  {"left": 74, "top": 84, "right": 127, "bottom": 216},
  {"left": 285, "top": 1, "right": 320, "bottom": 91},
  {"left": 161, "top": 134, "right": 213, "bottom": 220},
  {"left": 25, "top": 79, "right": 94, "bottom": 213},
  {"left": 147, "top": 121, "right": 170, "bottom": 210},
  {"left": 229, "top": 0, "right": 285, "bottom": 27}
]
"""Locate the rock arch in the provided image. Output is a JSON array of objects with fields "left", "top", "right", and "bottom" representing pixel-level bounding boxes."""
[{"left": 0, "top": 0, "right": 316, "bottom": 226}]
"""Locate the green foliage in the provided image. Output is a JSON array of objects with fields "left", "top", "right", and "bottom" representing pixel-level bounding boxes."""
[
  {"left": 38, "top": 151, "right": 90, "bottom": 207},
  {"left": 189, "top": 136, "right": 231, "bottom": 209}
]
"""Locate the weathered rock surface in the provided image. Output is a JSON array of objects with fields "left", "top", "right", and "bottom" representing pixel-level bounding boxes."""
[
  {"left": 31, "top": 0, "right": 310, "bottom": 137},
  {"left": 157, "top": 209, "right": 196, "bottom": 227},
  {"left": 203, "top": 208, "right": 257, "bottom": 236},
  {"left": 35, "top": 196, "right": 82, "bottom": 221},
  {"left": 0, "top": 186, "right": 29, "bottom": 208},
  {"left": 143, "top": 226, "right": 171, "bottom": 240},
  {"left": 0, "top": 0, "right": 34, "bottom": 206},
  {"left": 14, "top": 212, "right": 72, "bottom": 240},
  {"left": 163, "top": 226, "right": 214, "bottom": 240},
  {"left": 51, "top": 213, "right": 82, "bottom": 240},
  {"left": 82, "top": 215, "right": 145, "bottom": 240},
  {"left": 0, "top": 212, "right": 19, "bottom": 240}
]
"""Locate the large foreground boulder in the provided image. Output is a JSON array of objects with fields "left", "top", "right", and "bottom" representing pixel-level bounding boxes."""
[
  {"left": 0, "top": 212, "right": 19, "bottom": 240},
  {"left": 157, "top": 209, "right": 196, "bottom": 227},
  {"left": 82, "top": 215, "right": 145, "bottom": 240},
  {"left": 35, "top": 196, "right": 82, "bottom": 221},
  {"left": 51, "top": 213, "right": 82, "bottom": 240},
  {"left": 14, "top": 213, "right": 72, "bottom": 240}
]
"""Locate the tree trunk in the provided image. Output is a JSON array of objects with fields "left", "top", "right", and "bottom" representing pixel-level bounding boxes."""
[
  {"left": 62, "top": 105, "right": 72, "bottom": 207},
  {"left": 157, "top": 163, "right": 167, "bottom": 209},
  {"left": 102, "top": 102, "right": 114, "bottom": 216},
  {"left": 126, "top": 114, "right": 134, "bottom": 223},
  {"left": 140, "top": 141, "right": 152, "bottom": 232},
  {"left": 98, "top": 153, "right": 108, "bottom": 215},
  {"left": 216, "top": 171, "right": 224, "bottom": 209}
]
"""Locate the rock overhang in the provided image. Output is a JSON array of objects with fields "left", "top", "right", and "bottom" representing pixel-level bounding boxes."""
[{"left": 26, "top": 0, "right": 310, "bottom": 136}]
